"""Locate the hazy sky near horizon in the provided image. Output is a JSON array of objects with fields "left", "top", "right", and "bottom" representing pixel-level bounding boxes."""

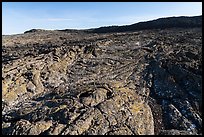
[{"left": 2, "top": 2, "right": 202, "bottom": 35}]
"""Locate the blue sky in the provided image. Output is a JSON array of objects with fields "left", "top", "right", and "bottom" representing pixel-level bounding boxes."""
[{"left": 2, "top": 2, "right": 202, "bottom": 35}]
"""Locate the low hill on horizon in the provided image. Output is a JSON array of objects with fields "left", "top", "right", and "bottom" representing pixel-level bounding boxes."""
[
  {"left": 89, "top": 15, "right": 202, "bottom": 33},
  {"left": 22, "top": 15, "right": 202, "bottom": 34}
]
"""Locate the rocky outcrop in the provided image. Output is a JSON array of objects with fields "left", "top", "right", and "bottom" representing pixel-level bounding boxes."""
[{"left": 2, "top": 27, "right": 202, "bottom": 135}]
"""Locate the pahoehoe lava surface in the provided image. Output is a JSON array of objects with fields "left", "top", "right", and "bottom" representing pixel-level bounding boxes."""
[{"left": 2, "top": 25, "right": 202, "bottom": 134}]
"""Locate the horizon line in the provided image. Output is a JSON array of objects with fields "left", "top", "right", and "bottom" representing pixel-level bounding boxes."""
[{"left": 2, "top": 14, "right": 202, "bottom": 35}]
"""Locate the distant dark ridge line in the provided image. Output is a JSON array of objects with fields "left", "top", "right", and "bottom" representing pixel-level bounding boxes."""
[
  {"left": 89, "top": 15, "right": 202, "bottom": 33},
  {"left": 24, "top": 15, "right": 202, "bottom": 34}
]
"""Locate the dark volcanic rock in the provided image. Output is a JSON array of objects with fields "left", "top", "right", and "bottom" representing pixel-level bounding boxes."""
[{"left": 2, "top": 26, "right": 202, "bottom": 135}]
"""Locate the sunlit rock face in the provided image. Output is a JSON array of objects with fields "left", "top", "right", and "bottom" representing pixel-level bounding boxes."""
[{"left": 2, "top": 27, "right": 202, "bottom": 135}]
